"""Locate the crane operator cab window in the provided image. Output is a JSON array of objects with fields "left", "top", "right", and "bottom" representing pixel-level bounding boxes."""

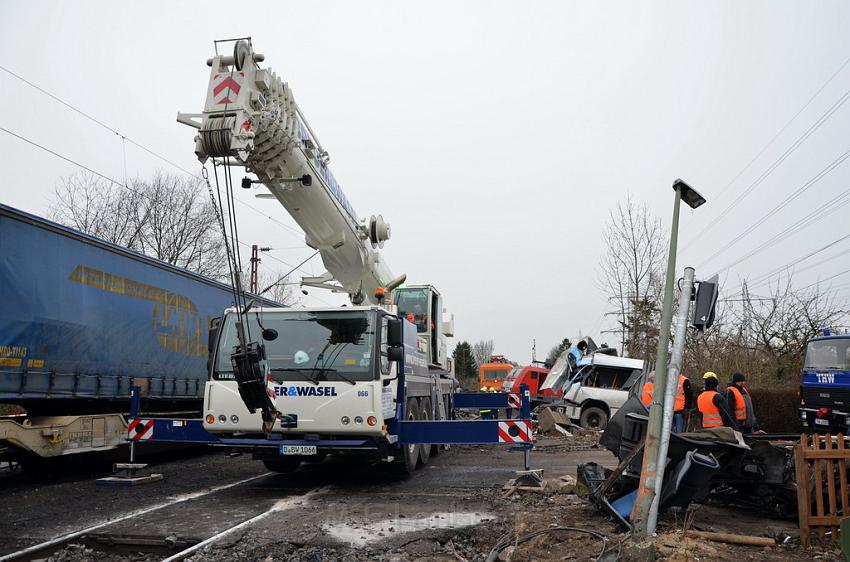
[
  {"left": 394, "top": 288, "right": 430, "bottom": 333},
  {"left": 213, "top": 310, "right": 377, "bottom": 383}
]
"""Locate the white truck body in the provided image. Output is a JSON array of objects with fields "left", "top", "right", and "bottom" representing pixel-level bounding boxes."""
[
  {"left": 204, "top": 305, "right": 413, "bottom": 436},
  {"left": 541, "top": 350, "right": 644, "bottom": 430}
]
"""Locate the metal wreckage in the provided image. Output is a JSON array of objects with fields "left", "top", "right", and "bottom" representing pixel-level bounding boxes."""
[{"left": 577, "top": 389, "right": 799, "bottom": 529}]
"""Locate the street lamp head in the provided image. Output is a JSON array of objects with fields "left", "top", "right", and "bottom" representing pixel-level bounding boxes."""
[{"left": 673, "top": 178, "right": 706, "bottom": 209}]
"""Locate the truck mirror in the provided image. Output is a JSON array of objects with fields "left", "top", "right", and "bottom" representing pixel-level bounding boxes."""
[
  {"left": 208, "top": 317, "right": 222, "bottom": 354},
  {"left": 387, "top": 318, "right": 403, "bottom": 347},
  {"left": 388, "top": 345, "right": 404, "bottom": 363},
  {"left": 692, "top": 275, "right": 719, "bottom": 332},
  {"left": 262, "top": 328, "right": 278, "bottom": 341}
]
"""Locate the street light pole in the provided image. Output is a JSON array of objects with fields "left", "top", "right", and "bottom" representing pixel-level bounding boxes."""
[
  {"left": 649, "top": 266, "right": 695, "bottom": 532},
  {"left": 632, "top": 179, "right": 705, "bottom": 536}
]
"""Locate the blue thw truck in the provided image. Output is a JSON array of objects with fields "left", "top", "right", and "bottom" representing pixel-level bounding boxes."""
[{"left": 799, "top": 330, "right": 850, "bottom": 433}]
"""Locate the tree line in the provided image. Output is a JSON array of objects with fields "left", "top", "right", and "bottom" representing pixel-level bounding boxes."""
[
  {"left": 49, "top": 171, "right": 297, "bottom": 305},
  {"left": 597, "top": 195, "right": 848, "bottom": 386}
]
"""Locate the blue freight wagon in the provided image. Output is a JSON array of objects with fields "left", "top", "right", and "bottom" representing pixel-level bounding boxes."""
[{"left": 0, "top": 203, "right": 278, "bottom": 462}]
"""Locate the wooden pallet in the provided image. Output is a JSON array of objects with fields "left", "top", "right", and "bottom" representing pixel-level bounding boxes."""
[{"left": 795, "top": 433, "right": 850, "bottom": 548}]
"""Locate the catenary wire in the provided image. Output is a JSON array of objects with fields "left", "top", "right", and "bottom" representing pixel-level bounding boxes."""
[
  {"left": 697, "top": 148, "right": 850, "bottom": 268},
  {"left": 0, "top": 63, "right": 305, "bottom": 239},
  {"left": 0, "top": 126, "right": 321, "bottom": 281},
  {"left": 710, "top": 187, "right": 850, "bottom": 274},
  {"left": 725, "top": 245, "right": 850, "bottom": 297},
  {"left": 683, "top": 85, "right": 850, "bottom": 250},
  {"left": 701, "top": 55, "right": 850, "bottom": 204},
  {"left": 723, "top": 231, "right": 850, "bottom": 297}
]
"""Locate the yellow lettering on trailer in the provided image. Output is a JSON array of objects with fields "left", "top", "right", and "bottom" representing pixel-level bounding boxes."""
[{"left": 69, "top": 265, "right": 206, "bottom": 357}]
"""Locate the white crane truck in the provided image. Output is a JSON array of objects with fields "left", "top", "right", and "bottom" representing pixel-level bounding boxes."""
[{"left": 126, "top": 38, "right": 533, "bottom": 476}]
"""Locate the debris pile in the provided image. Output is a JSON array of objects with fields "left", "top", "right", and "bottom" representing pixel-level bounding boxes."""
[{"left": 535, "top": 407, "right": 572, "bottom": 437}]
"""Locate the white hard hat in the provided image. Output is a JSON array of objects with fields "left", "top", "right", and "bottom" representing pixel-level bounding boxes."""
[{"left": 294, "top": 350, "right": 310, "bottom": 365}]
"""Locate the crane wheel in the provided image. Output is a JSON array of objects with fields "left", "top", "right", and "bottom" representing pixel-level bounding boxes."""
[
  {"left": 390, "top": 397, "right": 420, "bottom": 476},
  {"left": 419, "top": 397, "right": 433, "bottom": 465}
]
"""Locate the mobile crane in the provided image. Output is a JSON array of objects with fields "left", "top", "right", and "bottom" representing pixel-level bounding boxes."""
[{"left": 127, "top": 38, "right": 534, "bottom": 477}]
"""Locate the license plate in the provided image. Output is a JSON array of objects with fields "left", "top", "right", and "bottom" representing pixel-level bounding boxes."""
[
  {"left": 814, "top": 418, "right": 830, "bottom": 426},
  {"left": 279, "top": 445, "right": 317, "bottom": 455}
]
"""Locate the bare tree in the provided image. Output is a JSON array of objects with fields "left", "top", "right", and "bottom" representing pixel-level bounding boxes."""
[
  {"left": 50, "top": 172, "right": 145, "bottom": 249},
  {"left": 684, "top": 277, "right": 847, "bottom": 385},
  {"left": 472, "top": 339, "right": 495, "bottom": 367},
  {"left": 598, "top": 195, "right": 667, "bottom": 359},
  {"left": 246, "top": 270, "right": 300, "bottom": 306},
  {"left": 133, "top": 172, "right": 227, "bottom": 278},
  {"left": 50, "top": 171, "right": 229, "bottom": 279}
]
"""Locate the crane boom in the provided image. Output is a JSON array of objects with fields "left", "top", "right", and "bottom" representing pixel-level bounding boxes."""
[{"left": 178, "top": 39, "right": 402, "bottom": 305}]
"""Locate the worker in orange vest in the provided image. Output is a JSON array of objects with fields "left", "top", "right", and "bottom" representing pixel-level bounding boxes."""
[
  {"left": 697, "top": 372, "right": 737, "bottom": 430},
  {"left": 672, "top": 373, "right": 693, "bottom": 433},
  {"left": 640, "top": 372, "right": 655, "bottom": 407},
  {"left": 640, "top": 372, "right": 692, "bottom": 433},
  {"left": 725, "top": 372, "right": 757, "bottom": 434}
]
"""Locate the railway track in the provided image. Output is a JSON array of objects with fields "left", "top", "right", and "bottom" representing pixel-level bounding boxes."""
[{"left": 0, "top": 473, "right": 325, "bottom": 562}]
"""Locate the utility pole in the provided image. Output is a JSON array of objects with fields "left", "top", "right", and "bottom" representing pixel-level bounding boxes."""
[
  {"left": 250, "top": 244, "right": 260, "bottom": 294},
  {"left": 532, "top": 339, "right": 537, "bottom": 363},
  {"left": 249, "top": 245, "right": 273, "bottom": 294},
  {"left": 648, "top": 266, "right": 694, "bottom": 532},
  {"left": 632, "top": 180, "right": 705, "bottom": 536}
]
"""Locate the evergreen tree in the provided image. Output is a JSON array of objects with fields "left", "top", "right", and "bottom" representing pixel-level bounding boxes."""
[
  {"left": 544, "top": 338, "right": 572, "bottom": 368},
  {"left": 452, "top": 341, "right": 478, "bottom": 390}
]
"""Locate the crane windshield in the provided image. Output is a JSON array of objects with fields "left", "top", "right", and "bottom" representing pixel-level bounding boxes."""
[
  {"left": 394, "top": 288, "right": 430, "bottom": 333},
  {"left": 214, "top": 310, "right": 377, "bottom": 382}
]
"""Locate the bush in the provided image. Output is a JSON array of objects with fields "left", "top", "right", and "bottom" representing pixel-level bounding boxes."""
[{"left": 748, "top": 386, "right": 800, "bottom": 434}]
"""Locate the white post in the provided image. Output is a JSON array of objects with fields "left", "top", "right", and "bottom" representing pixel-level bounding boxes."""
[{"left": 647, "top": 266, "right": 694, "bottom": 534}]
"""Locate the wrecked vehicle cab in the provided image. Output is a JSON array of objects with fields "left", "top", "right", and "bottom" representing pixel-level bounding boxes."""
[
  {"left": 540, "top": 344, "right": 644, "bottom": 430},
  {"left": 590, "top": 374, "right": 799, "bottom": 528}
]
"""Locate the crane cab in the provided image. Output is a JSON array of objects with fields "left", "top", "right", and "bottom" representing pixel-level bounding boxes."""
[{"left": 393, "top": 285, "right": 453, "bottom": 372}]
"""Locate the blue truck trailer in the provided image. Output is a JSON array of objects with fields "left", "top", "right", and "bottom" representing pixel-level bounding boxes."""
[
  {"left": 799, "top": 330, "right": 850, "bottom": 433},
  {"left": 0, "top": 203, "right": 276, "bottom": 464}
]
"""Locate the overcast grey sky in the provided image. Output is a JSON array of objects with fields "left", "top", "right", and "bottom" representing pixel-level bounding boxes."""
[{"left": 2, "top": 2, "right": 850, "bottom": 363}]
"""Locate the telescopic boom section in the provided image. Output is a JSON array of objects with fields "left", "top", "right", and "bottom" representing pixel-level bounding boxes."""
[{"left": 178, "top": 39, "right": 402, "bottom": 305}]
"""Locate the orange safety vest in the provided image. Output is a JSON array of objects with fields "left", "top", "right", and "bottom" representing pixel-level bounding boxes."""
[
  {"left": 641, "top": 381, "right": 654, "bottom": 407},
  {"left": 697, "top": 390, "right": 722, "bottom": 428},
  {"left": 727, "top": 385, "right": 748, "bottom": 421},
  {"left": 674, "top": 375, "right": 687, "bottom": 412}
]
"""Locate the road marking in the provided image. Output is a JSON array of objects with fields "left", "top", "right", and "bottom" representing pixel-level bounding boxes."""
[
  {"left": 0, "top": 472, "right": 272, "bottom": 562},
  {"left": 161, "top": 487, "right": 329, "bottom": 562}
]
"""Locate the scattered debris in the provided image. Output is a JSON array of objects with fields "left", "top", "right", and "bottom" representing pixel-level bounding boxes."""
[
  {"left": 687, "top": 530, "right": 776, "bottom": 547},
  {"left": 536, "top": 407, "right": 573, "bottom": 436}
]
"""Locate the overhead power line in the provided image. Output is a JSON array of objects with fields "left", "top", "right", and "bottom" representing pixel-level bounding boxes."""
[
  {"left": 0, "top": 126, "right": 322, "bottom": 283},
  {"left": 683, "top": 83, "right": 850, "bottom": 250},
  {"left": 711, "top": 187, "right": 850, "bottom": 274},
  {"left": 698, "top": 148, "right": 850, "bottom": 268},
  {"left": 0, "top": 63, "right": 305, "bottom": 240},
  {"left": 723, "top": 231, "right": 850, "bottom": 297},
  {"left": 707, "top": 56, "right": 850, "bottom": 204},
  {"left": 798, "top": 267, "right": 850, "bottom": 291}
]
